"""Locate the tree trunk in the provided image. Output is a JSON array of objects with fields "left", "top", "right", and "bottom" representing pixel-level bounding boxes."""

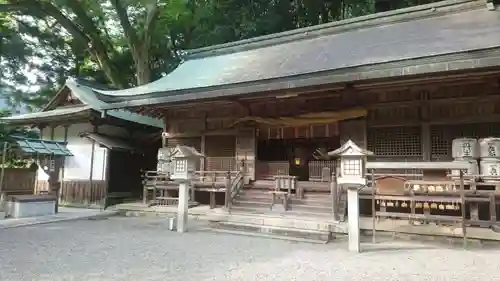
[{"left": 134, "top": 47, "right": 151, "bottom": 86}]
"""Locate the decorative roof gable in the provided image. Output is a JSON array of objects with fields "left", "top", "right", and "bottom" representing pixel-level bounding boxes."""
[
  {"left": 171, "top": 145, "right": 204, "bottom": 158},
  {"left": 328, "top": 140, "right": 373, "bottom": 157}
]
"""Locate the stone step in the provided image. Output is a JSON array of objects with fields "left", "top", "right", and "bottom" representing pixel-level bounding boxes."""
[
  {"left": 236, "top": 192, "right": 273, "bottom": 200},
  {"left": 293, "top": 197, "right": 332, "bottom": 206},
  {"left": 229, "top": 205, "right": 334, "bottom": 219},
  {"left": 289, "top": 204, "right": 332, "bottom": 213},
  {"left": 233, "top": 200, "right": 271, "bottom": 209},
  {"left": 207, "top": 221, "right": 332, "bottom": 243},
  {"left": 303, "top": 192, "right": 332, "bottom": 199},
  {"left": 233, "top": 198, "right": 332, "bottom": 213}
]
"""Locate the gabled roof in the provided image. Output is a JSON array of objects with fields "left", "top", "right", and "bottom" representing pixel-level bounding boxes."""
[
  {"left": 0, "top": 104, "right": 91, "bottom": 125},
  {"left": 85, "top": 0, "right": 500, "bottom": 110},
  {"left": 65, "top": 79, "right": 163, "bottom": 128},
  {"left": 0, "top": 80, "right": 163, "bottom": 128}
]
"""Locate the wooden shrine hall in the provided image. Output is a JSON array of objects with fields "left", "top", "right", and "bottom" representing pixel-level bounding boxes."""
[{"left": 5, "top": 0, "right": 500, "bottom": 238}]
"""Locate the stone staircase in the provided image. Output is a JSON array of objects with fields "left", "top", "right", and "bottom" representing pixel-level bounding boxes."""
[
  {"left": 231, "top": 182, "right": 334, "bottom": 219},
  {"left": 202, "top": 181, "right": 340, "bottom": 243}
]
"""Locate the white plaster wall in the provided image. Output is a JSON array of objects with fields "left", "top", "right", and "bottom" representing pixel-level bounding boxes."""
[
  {"left": 63, "top": 123, "right": 107, "bottom": 181},
  {"left": 36, "top": 122, "right": 130, "bottom": 181}
]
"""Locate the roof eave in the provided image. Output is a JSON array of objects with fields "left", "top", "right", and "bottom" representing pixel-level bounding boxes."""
[
  {"left": 0, "top": 109, "right": 92, "bottom": 126},
  {"left": 99, "top": 47, "right": 500, "bottom": 111}
]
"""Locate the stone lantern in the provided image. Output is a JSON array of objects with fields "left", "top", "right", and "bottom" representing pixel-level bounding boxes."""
[
  {"left": 328, "top": 140, "right": 373, "bottom": 186},
  {"left": 170, "top": 145, "right": 204, "bottom": 181},
  {"left": 328, "top": 140, "right": 373, "bottom": 253},
  {"left": 170, "top": 145, "right": 204, "bottom": 233}
]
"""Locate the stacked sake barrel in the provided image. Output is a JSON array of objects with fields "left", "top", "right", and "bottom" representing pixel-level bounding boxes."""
[
  {"left": 451, "top": 138, "right": 479, "bottom": 180},
  {"left": 479, "top": 138, "right": 500, "bottom": 183}
]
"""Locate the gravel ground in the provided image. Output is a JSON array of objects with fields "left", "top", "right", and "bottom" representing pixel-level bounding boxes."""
[{"left": 0, "top": 217, "right": 500, "bottom": 281}]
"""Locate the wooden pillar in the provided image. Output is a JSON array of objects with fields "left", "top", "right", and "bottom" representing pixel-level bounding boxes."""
[
  {"left": 48, "top": 160, "right": 63, "bottom": 213},
  {"left": 200, "top": 134, "right": 206, "bottom": 171},
  {"left": 236, "top": 128, "right": 256, "bottom": 183},
  {"left": 420, "top": 91, "right": 431, "bottom": 161},
  {"left": 38, "top": 124, "right": 46, "bottom": 139},
  {"left": 88, "top": 123, "right": 99, "bottom": 205},
  {"left": 47, "top": 125, "right": 61, "bottom": 212},
  {"left": 421, "top": 124, "right": 431, "bottom": 161},
  {"left": 50, "top": 126, "right": 55, "bottom": 140}
]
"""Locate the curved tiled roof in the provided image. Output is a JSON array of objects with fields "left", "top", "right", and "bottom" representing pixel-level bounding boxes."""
[{"left": 90, "top": 0, "right": 500, "bottom": 105}]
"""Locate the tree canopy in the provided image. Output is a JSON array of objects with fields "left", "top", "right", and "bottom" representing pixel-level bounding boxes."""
[{"left": 0, "top": 0, "right": 440, "bottom": 112}]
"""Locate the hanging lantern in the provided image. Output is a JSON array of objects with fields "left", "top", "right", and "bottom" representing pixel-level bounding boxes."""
[
  {"left": 431, "top": 202, "right": 438, "bottom": 209},
  {"left": 423, "top": 202, "right": 430, "bottom": 209},
  {"left": 401, "top": 202, "right": 408, "bottom": 208}
]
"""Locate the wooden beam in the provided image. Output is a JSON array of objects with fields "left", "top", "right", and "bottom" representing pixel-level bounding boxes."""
[{"left": 420, "top": 91, "right": 431, "bottom": 161}]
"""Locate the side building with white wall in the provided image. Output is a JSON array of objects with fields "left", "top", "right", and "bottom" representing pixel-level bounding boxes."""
[{"left": 2, "top": 80, "right": 162, "bottom": 207}]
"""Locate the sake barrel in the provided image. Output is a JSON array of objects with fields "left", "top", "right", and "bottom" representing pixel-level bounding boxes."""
[
  {"left": 452, "top": 138, "right": 479, "bottom": 159},
  {"left": 450, "top": 159, "right": 479, "bottom": 179},
  {"left": 479, "top": 137, "right": 500, "bottom": 159},
  {"left": 480, "top": 158, "right": 500, "bottom": 182}
]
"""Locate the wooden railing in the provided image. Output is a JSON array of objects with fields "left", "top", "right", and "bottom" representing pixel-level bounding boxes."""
[
  {"left": 195, "top": 170, "right": 240, "bottom": 183},
  {"left": 256, "top": 161, "right": 289, "bottom": 180},
  {"left": 309, "top": 160, "right": 339, "bottom": 182},
  {"left": 142, "top": 170, "right": 176, "bottom": 205},
  {"left": 142, "top": 160, "right": 246, "bottom": 208},
  {"left": 366, "top": 161, "right": 473, "bottom": 247},
  {"left": 205, "top": 157, "right": 237, "bottom": 172}
]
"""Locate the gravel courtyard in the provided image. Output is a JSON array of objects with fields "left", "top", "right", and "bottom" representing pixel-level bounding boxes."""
[{"left": 0, "top": 217, "right": 499, "bottom": 281}]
